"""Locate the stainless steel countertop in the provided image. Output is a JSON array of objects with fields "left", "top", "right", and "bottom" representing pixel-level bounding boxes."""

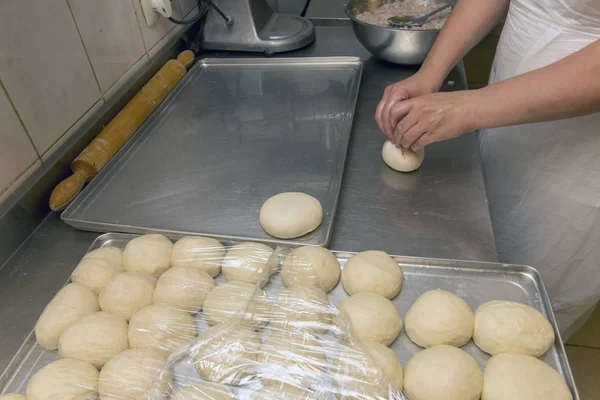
[
  {"left": 0, "top": 25, "right": 496, "bottom": 371},
  {"left": 305, "top": 0, "right": 349, "bottom": 20}
]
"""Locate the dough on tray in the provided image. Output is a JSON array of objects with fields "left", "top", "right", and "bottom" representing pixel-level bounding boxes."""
[
  {"left": 281, "top": 246, "right": 341, "bottom": 293},
  {"left": 0, "top": 394, "right": 28, "bottom": 400},
  {"left": 99, "top": 271, "right": 157, "bottom": 321},
  {"left": 98, "top": 349, "right": 170, "bottom": 400},
  {"left": 171, "top": 236, "right": 226, "bottom": 277},
  {"left": 482, "top": 353, "right": 572, "bottom": 400},
  {"left": 58, "top": 311, "right": 129, "bottom": 368},
  {"left": 153, "top": 266, "right": 216, "bottom": 312},
  {"left": 362, "top": 341, "right": 403, "bottom": 391},
  {"left": 202, "top": 280, "right": 271, "bottom": 327},
  {"left": 71, "top": 256, "right": 124, "bottom": 294},
  {"left": 382, "top": 140, "right": 425, "bottom": 172},
  {"left": 259, "top": 192, "right": 323, "bottom": 239},
  {"left": 172, "top": 382, "right": 235, "bottom": 400},
  {"left": 128, "top": 304, "right": 197, "bottom": 356},
  {"left": 35, "top": 282, "right": 99, "bottom": 350},
  {"left": 222, "top": 242, "right": 278, "bottom": 287},
  {"left": 474, "top": 300, "right": 555, "bottom": 356},
  {"left": 83, "top": 246, "right": 123, "bottom": 268},
  {"left": 405, "top": 289, "right": 474, "bottom": 348},
  {"left": 194, "top": 324, "right": 262, "bottom": 385},
  {"left": 337, "top": 292, "right": 403, "bottom": 346},
  {"left": 403, "top": 345, "right": 483, "bottom": 400},
  {"left": 270, "top": 285, "right": 332, "bottom": 333},
  {"left": 341, "top": 250, "right": 403, "bottom": 299},
  {"left": 26, "top": 359, "right": 99, "bottom": 400},
  {"left": 123, "top": 234, "right": 173, "bottom": 277}
]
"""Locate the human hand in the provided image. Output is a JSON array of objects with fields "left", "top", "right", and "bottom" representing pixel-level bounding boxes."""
[
  {"left": 375, "top": 71, "right": 442, "bottom": 141},
  {"left": 387, "top": 90, "right": 478, "bottom": 151}
]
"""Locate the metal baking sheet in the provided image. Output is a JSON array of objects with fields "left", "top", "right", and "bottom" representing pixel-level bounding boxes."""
[
  {"left": 61, "top": 57, "right": 363, "bottom": 247},
  {"left": 0, "top": 233, "right": 579, "bottom": 399}
]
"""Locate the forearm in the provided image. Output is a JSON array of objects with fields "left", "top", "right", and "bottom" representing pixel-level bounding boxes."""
[
  {"left": 420, "top": 0, "right": 510, "bottom": 88},
  {"left": 470, "top": 40, "right": 600, "bottom": 130}
]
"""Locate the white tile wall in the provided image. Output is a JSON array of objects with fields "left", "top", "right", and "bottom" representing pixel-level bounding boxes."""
[{"left": 0, "top": 0, "right": 193, "bottom": 205}]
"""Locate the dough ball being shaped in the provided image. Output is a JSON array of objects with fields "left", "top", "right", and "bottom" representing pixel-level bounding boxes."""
[
  {"left": 341, "top": 250, "right": 403, "bottom": 299},
  {"left": 83, "top": 246, "right": 123, "bottom": 268},
  {"left": 98, "top": 349, "right": 170, "bottom": 400},
  {"left": 222, "top": 242, "right": 278, "bottom": 287},
  {"left": 171, "top": 236, "right": 226, "bottom": 277},
  {"left": 71, "top": 256, "right": 124, "bottom": 294},
  {"left": 26, "top": 359, "right": 99, "bottom": 400},
  {"left": 362, "top": 341, "right": 403, "bottom": 391},
  {"left": 99, "top": 272, "right": 157, "bottom": 321},
  {"left": 482, "top": 353, "right": 572, "bottom": 400},
  {"left": 194, "top": 324, "right": 262, "bottom": 385},
  {"left": 172, "top": 383, "right": 234, "bottom": 400},
  {"left": 282, "top": 246, "right": 341, "bottom": 293},
  {"left": 382, "top": 140, "right": 425, "bottom": 172},
  {"left": 35, "top": 282, "right": 99, "bottom": 350},
  {"left": 474, "top": 300, "right": 555, "bottom": 356},
  {"left": 259, "top": 330, "right": 327, "bottom": 389},
  {"left": 337, "top": 292, "right": 402, "bottom": 346},
  {"left": 58, "top": 311, "right": 129, "bottom": 368},
  {"left": 123, "top": 234, "right": 173, "bottom": 277},
  {"left": 260, "top": 192, "right": 323, "bottom": 239},
  {"left": 129, "top": 304, "right": 197, "bottom": 355},
  {"left": 153, "top": 267, "right": 216, "bottom": 312},
  {"left": 270, "top": 285, "right": 332, "bottom": 333},
  {"left": 203, "top": 280, "right": 270, "bottom": 327},
  {"left": 0, "top": 394, "right": 28, "bottom": 400},
  {"left": 404, "top": 345, "right": 482, "bottom": 400},
  {"left": 405, "top": 289, "right": 474, "bottom": 348}
]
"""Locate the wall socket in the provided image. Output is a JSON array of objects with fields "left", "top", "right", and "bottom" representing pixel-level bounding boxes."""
[{"left": 140, "top": 0, "right": 173, "bottom": 27}]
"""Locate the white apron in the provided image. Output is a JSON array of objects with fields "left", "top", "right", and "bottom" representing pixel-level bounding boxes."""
[{"left": 479, "top": 0, "right": 600, "bottom": 337}]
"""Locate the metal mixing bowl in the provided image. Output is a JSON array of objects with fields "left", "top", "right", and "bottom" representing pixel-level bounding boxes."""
[{"left": 344, "top": 0, "right": 455, "bottom": 65}]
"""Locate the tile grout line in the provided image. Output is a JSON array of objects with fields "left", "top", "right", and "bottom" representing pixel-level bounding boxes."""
[
  {"left": 0, "top": 78, "right": 42, "bottom": 159},
  {"left": 131, "top": 0, "right": 150, "bottom": 54},
  {"left": 65, "top": 0, "right": 103, "bottom": 95}
]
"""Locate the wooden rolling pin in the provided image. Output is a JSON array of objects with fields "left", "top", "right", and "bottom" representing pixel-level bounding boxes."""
[{"left": 50, "top": 50, "right": 195, "bottom": 211}]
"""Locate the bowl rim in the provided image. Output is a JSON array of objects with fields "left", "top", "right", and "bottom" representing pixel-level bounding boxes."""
[{"left": 343, "top": 1, "right": 445, "bottom": 33}]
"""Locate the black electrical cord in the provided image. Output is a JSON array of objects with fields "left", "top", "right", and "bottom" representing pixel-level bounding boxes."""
[{"left": 168, "top": 0, "right": 231, "bottom": 25}]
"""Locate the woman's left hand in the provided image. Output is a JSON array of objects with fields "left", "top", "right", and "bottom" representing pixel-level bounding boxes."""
[{"left": 388, "top": 90, "right": 478, "bottom": 151}]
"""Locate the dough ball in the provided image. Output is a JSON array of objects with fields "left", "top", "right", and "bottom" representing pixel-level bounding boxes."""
[
  {"left": 171, "top": 236, "right": 226, "bottom": 277},
  {"left": 83, "top": 246, "right": 123, "bottom": 268},
  {"left": 194, "top": 324, "right": 261, "bottom": 385},
  {"left": 153, "top": 266, "right": 216, "bottom": 312},
  {"left": 71, "top": 256, "right": 124, "bottom": 294},
  {"left": 35, "top": 282, "right": 99, "bottom": 350},
  {"left": 222, "top": 242, "right": 278, "bottom": 287},
  {"left": 362, "top": 341, "right": 403, "bottom": 391},
  {"left": 259, "top": 330, "right": 327, "bottom": 389},
  {"left": 250, "top": 385, "right": 315, "bottom": 400},
  {"left": 203, "top": 280, "right": 271, "bottom": 327},
  {"left": 482, "top": 353, "right": 572, "bottom": 400},
  {"left": 260, "top": 192, "right": 323, "bottom": 239},
  {"left": 0, "top": 394, "right": 28, "bottom": 400},
  {"left": 99, "top": 272, "right": 157, "bottom": 321},
  {"left": 98, "top": 349, "right": 170, "bottom": 400},
  {"left": 474, "top": 300, "right": 555, "bottom": 356},
  {"left": 58, "top": 311, "right": 129, "bottom": 368},
  {"left": 26, "top": 359, "right": 99, "bottom": 400},
  {"left": 282, "top": 246, "right": 341, "bottom": 293},
  {"left": 129, "top": 304, "right": 197, "bottom": 355},
  {"left": 404, "top": 345, "right": 482, "bottom": 400},
  {"left": 341, "top": 250, "right": 403, "bottom": 299},
  {"left": 270, "top": 285, "right": 332, "bottom": 333},
  {"left": 405, "top": 289, "right": 474, "bottom": 348},
  {"left": 382, "top": 140, "right": 425, "bottom": 172},
  {"left": 337, "top": 292, "right": 402, "bottom": 346},
  {"left": 172, "top": 382, "right": 234, "bottom": 400},
  {"left": 123, "top": 234, "right": 173, "bottom": 277}
]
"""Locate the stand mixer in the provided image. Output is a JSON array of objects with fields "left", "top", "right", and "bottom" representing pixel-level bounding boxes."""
[{"left": 201, "top": 0, "right": 315, "bottom": 53}]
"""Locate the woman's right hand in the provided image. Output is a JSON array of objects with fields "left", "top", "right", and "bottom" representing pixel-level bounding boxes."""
[{"left": 375, "top": 71, "right": 442, "bottom": 142}]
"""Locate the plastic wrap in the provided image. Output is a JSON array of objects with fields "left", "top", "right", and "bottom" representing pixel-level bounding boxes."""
[{"left": 21, "top": 234, "right": 406, "bottom": 400}]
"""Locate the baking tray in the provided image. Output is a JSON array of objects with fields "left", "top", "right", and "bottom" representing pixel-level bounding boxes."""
[
  {"left": 62, "top": 57, "right": 363, "bottom": 247},
  {"left": 0, "top": 233, "right": 579, "bottom": 399}
]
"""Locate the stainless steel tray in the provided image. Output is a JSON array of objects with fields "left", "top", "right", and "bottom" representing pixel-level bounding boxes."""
[
  {"left": 62, "top": 57, "right": 363, "bottom": 247},
  {"left": 0, "top": 233, "right": 579, "bottom": 399}
]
